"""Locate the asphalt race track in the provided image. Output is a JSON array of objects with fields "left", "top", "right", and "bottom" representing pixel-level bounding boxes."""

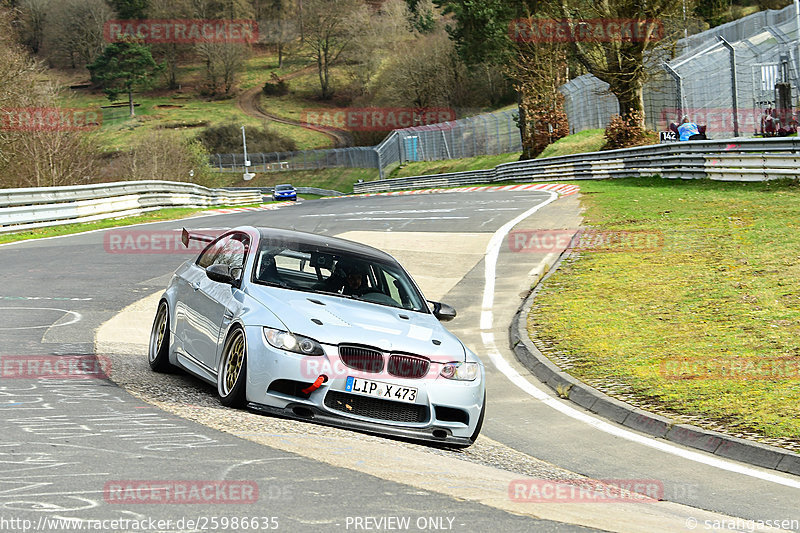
[{"left": 0, "top": 190, "right": 798, "bottom": 533}]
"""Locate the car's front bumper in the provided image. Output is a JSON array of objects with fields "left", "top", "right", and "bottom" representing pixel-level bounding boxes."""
[
  {"left": 244, "top": 326, "right": 484, "bottom": 445},
  {"left": 247, "top": 401, "right": 474, "bottom": 446}
]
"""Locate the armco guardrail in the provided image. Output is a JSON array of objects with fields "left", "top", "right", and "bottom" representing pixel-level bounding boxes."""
[
  {"left": 0, "top": 180, "right": 261, "bottom": 233},
  {"left": 353, "top": 137, "right": 800, "bottom": 193}
]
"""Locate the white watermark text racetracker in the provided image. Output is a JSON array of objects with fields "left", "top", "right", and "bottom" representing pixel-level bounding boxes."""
[
  {"left": 0, "top": 515, "right": 279, "bottom": 532},
  {"left": 344, "top": 516, "right": 456, "bottom": 530}
]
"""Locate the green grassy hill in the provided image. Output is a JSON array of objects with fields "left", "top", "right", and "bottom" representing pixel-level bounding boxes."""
[{"left": 60, "top": 52, "right": 338, "bottom": 152}]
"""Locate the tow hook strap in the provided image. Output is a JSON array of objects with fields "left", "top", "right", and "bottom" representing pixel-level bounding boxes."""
[{"left": 302, "top": 375, "right": 327, "bottom": 395}]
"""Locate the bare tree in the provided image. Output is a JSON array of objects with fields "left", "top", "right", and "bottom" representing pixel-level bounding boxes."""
[
  {"left": 299, "top": 0, "right": 367, "bottom": 99},
  {"left": 17, "top": 0, "right": 51, "bottom": 54},
  {"left": 508, "top": 42, "right": 570, "bottom": 158},
  {"left": 148, "top": 0, "right": 194, "bottom": 89},
  {"left": 196, "top": 42, "right": 249, "bottom": 96},
  {"left": 259, "top": 0, "right": 299, "bottom": 68},
  {"left": 0, "top": 13, "right": 44, "bottom": 165},
  {"left": 191, "top": 0, "right": 254, "bottom": 96},
  {"left": 372, "top": 29, "right": 463, "bottom": 109},
  {"left": 346, "top": 0, "right": 413, "bottom": 100},
  {"left": 189, "top": 0, "right": 253, "bottom": 20},
  {"left": 13, "top": 126, "right": 100, "bottom": 188},
  {"left": 0, "top": 7, "right": 102, "bottom": 188},
  {"left": 557, "top": 0, "right": 682, "bottom": 127},
  {"left": 43, "top": 0, "right": 113, "bottom": 69},
  {"left": 106, "top": 130, "right": 213, "bottom": 184}
]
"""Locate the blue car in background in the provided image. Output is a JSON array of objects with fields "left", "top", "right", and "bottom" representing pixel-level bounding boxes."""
[{"left": 273, "top": 184, "right": 297, "bottom": 201}]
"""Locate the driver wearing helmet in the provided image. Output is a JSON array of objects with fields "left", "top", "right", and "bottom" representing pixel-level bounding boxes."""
[{"left": 328, "top": 259, "right": 369, "bottom": 296}]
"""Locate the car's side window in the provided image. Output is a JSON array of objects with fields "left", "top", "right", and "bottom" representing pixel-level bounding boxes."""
[
  {"left": 197, "top": 239, "right": 222, "bottom": 269},
  {"left": 196, "top": 234, "right": 249, "bottom": 270},
  {"left": 214, "top": 235, "right": 248, "bottom": 269}
]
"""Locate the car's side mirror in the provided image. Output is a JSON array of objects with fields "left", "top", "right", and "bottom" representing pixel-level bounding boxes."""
[
  {"left": 206, "top": 264, "right": 242, "bottom": 286},
  {"left": 429, "top": 301, "right": 456, "bottom": 322}
]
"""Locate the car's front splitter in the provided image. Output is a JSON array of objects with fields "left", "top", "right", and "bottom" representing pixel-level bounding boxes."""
[{"left": 246, "top": 401, "right": 474, "bottom": 447}]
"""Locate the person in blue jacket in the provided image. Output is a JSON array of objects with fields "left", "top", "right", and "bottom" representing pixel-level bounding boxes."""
[{"left": 678, "top": 116, "right": 704, "bottom": 141}]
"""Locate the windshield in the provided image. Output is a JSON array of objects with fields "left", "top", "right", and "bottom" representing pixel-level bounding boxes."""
[
  {"left": 251, "top": 243, "right": 427, "bottom": 312},
  {"left": 275, "top": 184, "right": 293, "bottom": 191}
]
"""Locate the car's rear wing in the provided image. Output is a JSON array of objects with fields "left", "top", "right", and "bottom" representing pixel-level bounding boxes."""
[{"left": 181, "top": 227, "right": 217, "bottom": 248}]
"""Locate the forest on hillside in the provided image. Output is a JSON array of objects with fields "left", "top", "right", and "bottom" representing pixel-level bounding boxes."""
[{"left": 0, "top": 0, "right": 792, "bottom": 188}]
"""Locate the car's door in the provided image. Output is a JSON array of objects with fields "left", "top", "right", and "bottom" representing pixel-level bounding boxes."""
[{"left": 177, "top": 232, "right": 249, "bottom": 373}]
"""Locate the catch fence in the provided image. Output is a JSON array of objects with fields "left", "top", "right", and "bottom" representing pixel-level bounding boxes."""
[
  {"left": 212, "top": 109, "right": 522, "bottom": 179},
  {"left": 561, "top": 4, "right": 800, "bottom": 138}
]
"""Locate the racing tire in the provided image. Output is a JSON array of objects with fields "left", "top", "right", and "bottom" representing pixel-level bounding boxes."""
[
  {"left": 148, "top": 301, "right": 175, "bottom": 373},
  {"left": 218, "top": 327, "right": 247, "bottom": 408}
]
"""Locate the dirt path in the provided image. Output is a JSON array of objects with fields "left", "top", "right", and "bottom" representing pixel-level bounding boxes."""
[{"left": 236, "top": 66, "right": 351, "bottom": 148}]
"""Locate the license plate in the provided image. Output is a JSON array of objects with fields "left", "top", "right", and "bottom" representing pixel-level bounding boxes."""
[{"left": 345, "top": 376, "right": 417, "bottom": 404}]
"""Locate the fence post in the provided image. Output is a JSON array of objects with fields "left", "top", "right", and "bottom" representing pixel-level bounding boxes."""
[
  {"left": 663, "top": 62, "right": 683, "bottom": 126},
  {"left": 470, "top": 117, "right": 477, "bottom": 157},
  {"left": 495, "top": 116, "right": 501, "bottom": 153},
  {"left": 398, "top": 132, "right": 404, "bottom": 165},
  {"left": 719, "top": 36, "right": 740, "bottom": 137}
]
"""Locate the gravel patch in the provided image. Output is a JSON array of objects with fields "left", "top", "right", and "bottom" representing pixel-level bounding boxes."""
[{"left": 106, "top": 346, "right": 586, "bottom": 483}]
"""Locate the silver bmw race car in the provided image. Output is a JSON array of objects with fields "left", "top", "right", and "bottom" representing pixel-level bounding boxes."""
[{"left": 148, "top": 226, "right": 485, "bottom": 446}]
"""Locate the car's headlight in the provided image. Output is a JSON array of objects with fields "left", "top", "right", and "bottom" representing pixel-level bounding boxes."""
[
  {"left": 263, "top": 327, "right": 324, "bottom": 356},
  {"left": 440, "top": 362, "right": 479, "bottom": 381}
]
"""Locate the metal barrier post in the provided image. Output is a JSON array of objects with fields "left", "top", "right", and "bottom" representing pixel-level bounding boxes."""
[
  {"left": 719, "top": 37, "right": 740, "bottom": 137},
  {"left": 663, "top": 62, "right": 684, "bottom": 124}
]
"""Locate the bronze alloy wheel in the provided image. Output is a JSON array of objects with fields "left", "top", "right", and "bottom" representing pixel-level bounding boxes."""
[
  {"left": 148, "top": 301, "right": 174, "bottom": 372},
  {"left": 149, "top": 304, "right": 167, "bottom": 362},
  {"left": 218, "top": 327, "right": 247, "bottom": 407}
]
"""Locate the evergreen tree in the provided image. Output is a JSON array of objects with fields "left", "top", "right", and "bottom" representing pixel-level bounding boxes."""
[{"left": 88, "top": 39, "right": 163, "bottom": 117}]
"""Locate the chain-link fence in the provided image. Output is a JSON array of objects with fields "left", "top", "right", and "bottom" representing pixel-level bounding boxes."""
[
  {"left": 560, "top": 76, "right": 620, "bottom": 134},
  {"left": 213, "top": 109, "right": 522, "bottom": 179},
  {"left": 374, "top": 110, "right": 521, "bottom": 178},
  {"left": 561, "top": 4, "right": 800, "bottom": 137},
  {"left": 212, "top": 146, "right": 379, "bottom": 173}
]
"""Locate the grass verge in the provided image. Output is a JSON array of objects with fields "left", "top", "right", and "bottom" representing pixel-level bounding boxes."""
[
  {"left": 392, "top": 153, "right": 522, "bottom": 177},
  {"left": 530, "top": 176, "right": 800, "bottom": 442},
  {"left": 536, "top": 129, "right": 605, "bottom": 159}
]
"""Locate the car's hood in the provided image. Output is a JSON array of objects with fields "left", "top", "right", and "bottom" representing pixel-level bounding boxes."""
[{"left": 246, "top": 285, "right": 465, "bottom": 362}]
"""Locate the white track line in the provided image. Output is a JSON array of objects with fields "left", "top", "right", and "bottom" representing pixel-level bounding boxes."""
[
  {"left": 481, "top": 192, "right": 800, "bottom": 490},
  {"left": 0, "top": 307, "right": 82, "bottom": 330}
]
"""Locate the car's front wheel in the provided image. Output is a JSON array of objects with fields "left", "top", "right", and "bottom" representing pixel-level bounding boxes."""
[
  {"left": 148, "top": 301, "right": 175, "bottom": 373},
  {"left": 218, "top": 327, "right": 247, "bottom": 408}
]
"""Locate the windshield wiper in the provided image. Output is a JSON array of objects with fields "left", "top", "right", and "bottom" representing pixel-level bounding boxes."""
[
  {"left": 257, "top": 280, "right": 291, "bottom": 289},
  {"left": 310, "top": 289, "right": 355, "bottom": 300}
]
